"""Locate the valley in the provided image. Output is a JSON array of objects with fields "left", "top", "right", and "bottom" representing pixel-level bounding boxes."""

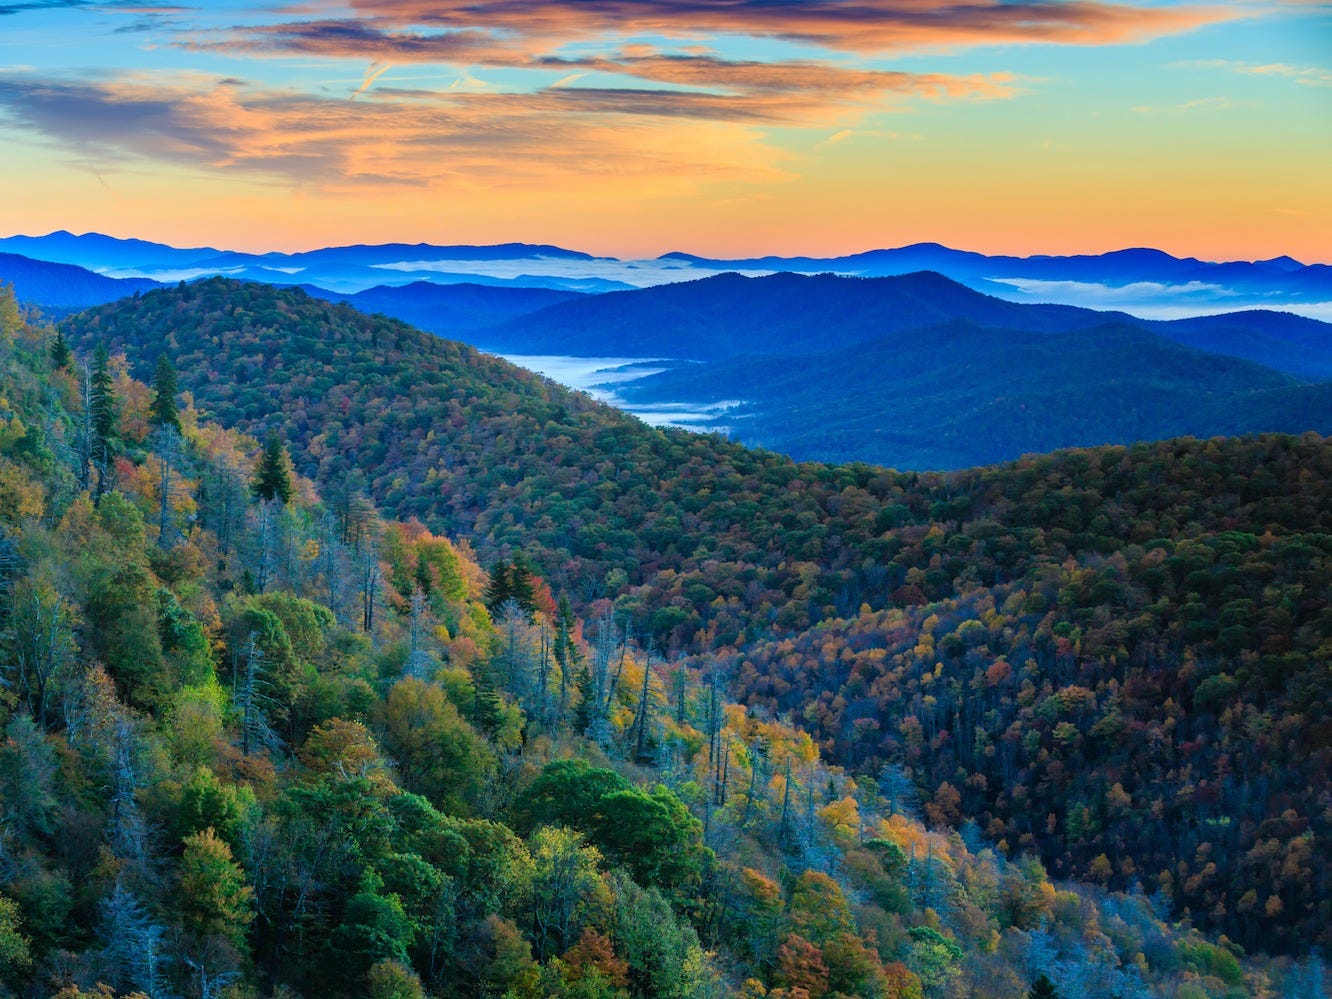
[{"left": 0, "top": 257, "right": 1328, "bottom": 998}]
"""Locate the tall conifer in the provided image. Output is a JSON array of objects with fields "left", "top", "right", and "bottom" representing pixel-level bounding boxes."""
[
  {"left": 251, "top": 432, "right": 293, "bottom": 505},
  {"left": 149, "top": 353, "right": 180, "bottom": 430}
]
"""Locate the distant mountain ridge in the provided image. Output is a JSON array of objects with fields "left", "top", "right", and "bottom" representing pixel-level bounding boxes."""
[
  {"left": 0, "top": 251, "right": 160, "bottom": 313},
  {"left": 0, "top": 231, "right": 630, "bottom": 295},
  {"left": 663, "top": 241, "right": 1332, "bottom": 303},
  {"left": 481, "top": 269, "right": 1332, "bottom": 378},
  {"left": 4, "top": 230, "right": 1328, "bottom": 313},
  {"left": 0, "top": 251, "right": 591, "bottom": 333}
]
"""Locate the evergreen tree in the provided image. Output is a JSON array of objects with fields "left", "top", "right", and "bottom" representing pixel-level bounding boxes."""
[
  {"left": 553, "top": 592, "right": 579, "bottom": 713},
  {"left": 49, "top": 329, "right": 73, "bottom": 372},
  {"left": 1028, "top": 973, "right": 1060, "bottom": 999},
  {"left": 573, "top": 661, "right": 594, "bottom": 734},
  {"left": 470, "top": 671, "right": 505, "bottom": 737},
  {"left": 484, "top": 559, "right": 512, "bottom": 617},
  {"left": 508, "top": 552, "right": 537, "bottom": 616},
  {"left": 90, "top": 342, "right": 118, "bottom": 502},
  {"left": 251, "top": 431, "right": 293, "bottom": 505},
  {"left": 149, "top": 352, "right": 180, "bottom": 430}
]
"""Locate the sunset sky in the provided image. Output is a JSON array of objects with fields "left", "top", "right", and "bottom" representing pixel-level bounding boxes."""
[{"left": 0, "top": 0, "right": 1328, "bottom": 260}]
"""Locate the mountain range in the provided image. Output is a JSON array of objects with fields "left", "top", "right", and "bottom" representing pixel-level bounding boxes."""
[
  {"left": 9, "top": 236, "right": 1331, "bottom": 469},
  {"left": 469, "top": 269, "right": 1332, "bottom": 466},
  {"left": 3, "top": 229, "right": 1330, "bottom": 315}
]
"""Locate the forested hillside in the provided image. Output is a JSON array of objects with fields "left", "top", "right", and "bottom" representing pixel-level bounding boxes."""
[
  {"left": 615, "top": 319, "right": 1332, "bottom": 467},
  {"left": 15, "top": 284, "right": 1332, "bottom": 996},
  {"left": 57, "top": 279, "right": 1332, "bottom": 960}
]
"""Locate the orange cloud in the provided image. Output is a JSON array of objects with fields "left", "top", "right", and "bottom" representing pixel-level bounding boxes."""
[
  {"left": 0, "top": 72, "right": 797, "bottom": 192},
  {"left": 337, "top": 0, "right": 1234, "bottom": 54}
]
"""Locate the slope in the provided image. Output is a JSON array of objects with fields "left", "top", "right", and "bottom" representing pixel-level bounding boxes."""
[
  {"left": 12, "top": 285, "right": 1320, "bottom": 997},
  {"left": 475, "top": 270, "right": 1116, "bottom": 360},
  {"left": 302, "top": 280, "right": 587, "bottom": 338},
  {"left": 617, "top": 320, "right": 1331, "bottom": 467},
  {"left": 0, "top": 251, "right": 161, "bottom": 313},
  {"left": 478, "top": 269, "right": 1332, "bottom": 378},
  {"left": 59, "top": 280, "right": 1332, "bottom": 952}
]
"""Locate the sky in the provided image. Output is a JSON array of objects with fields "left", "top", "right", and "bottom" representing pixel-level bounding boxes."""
[{"left": 0, "top": 0, "right": 1328, "bottom": 260}]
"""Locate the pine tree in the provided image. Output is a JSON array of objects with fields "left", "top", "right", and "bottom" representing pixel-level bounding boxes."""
[
  {"left": 1028, "top": 973, "right": 1060, "bottom": 999},
  {"left": 552, "top": 592, "right": 578, "bottom": 714},
  {"left": 573, "top": 661, "right": 594, "bottom": 734},
  {"left": 484, "top": 559, "right": 512, "bottom": 617},
  {"left": 251, "top": 431, "right": 293, "bottom": 505},
  {"left": 90, "top": 342, "right": 118, "bottom": 502},
  {"left": 149, "top": 352, "right": 180, "bottom": 430},
  {"left": 508, "top": 552, "right": 537, "bottom": 617},
  {"left": 49, "top": 328, "right": 73, "bottom": 371},
  {"left": 471, "top": 671, "right": 504, "bottom": 736}
]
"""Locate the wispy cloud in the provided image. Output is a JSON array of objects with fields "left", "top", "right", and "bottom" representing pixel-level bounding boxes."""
[
  {"left": 1173, "top": 59, "right": 1332, "bottom": 87},
  {"left": 187, "top": 20, "right": 1026, "bottom": 124},
  {"left": 0, "top": 0, "right": 88, "bottom": 13},
  {"left": 0, "top": 71, "right": 798, "bottom": 191},
  {"left": 1131, "top": 96, "right": 1252, "bottom": 112},
  {"left": 321, "top": 0, "right": 1235, "bottom": 55},
  {"left": 351, "top": 62, "right": 392, "bottom": 98}
]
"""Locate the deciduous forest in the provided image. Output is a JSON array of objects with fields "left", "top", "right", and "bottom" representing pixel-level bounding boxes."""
[{"left": 0, "top": 281, "right": 1323, "bottom": 997}]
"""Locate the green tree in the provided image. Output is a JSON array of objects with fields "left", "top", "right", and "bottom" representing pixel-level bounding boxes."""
[
  {"left": 149, "top": 353, "right": 180, "bottom": 430},
  {"left": 483, "top": 559, "right": 512, "bottom": 617},
  {"left": 0, "top": 895, "right": 32, "bottom": 980},
  {"left": 525, "top": 826, "right": 606, "bottom": 961},
  {"left": 553, "top": 592, "right": 580, "bottom": 712},
  {"left": 89, "top": 341, "right": 118, "bottom": 502},
  {"left": 381, "top": 677, "right": 496, "bottom": 814},
  {"left": 512, "top": 759, "right": 631, "bottom": 834},
  {"left": 332, "top": 876, "right": 414, "bottom": 977},
  {"left": 366, "top": 959, "right": 427, "bottom": 999},
  {"left": 178, "top": 827, "right": 254, "bottom": 950},
  {"left": 49, "top": 328, "right": 73, "bottom": 372},
  {"left": 508, "top": 551, "right": 537, "bottom": 616},
  {"left": 1028, "top": 973, "right": 1060, "bottom": 999},
  {"left": 251, "top": 431, "right": 293, "bottom": 505},
  {"left": 592, "top": 786, "right": 708, "bottom": 897}
]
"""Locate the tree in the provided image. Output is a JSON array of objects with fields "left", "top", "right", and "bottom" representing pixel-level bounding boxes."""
[
  {"left": 332, "top": 877, "right": 414, "bottom": 978},
  {"left": 0, "top": 896, "right": 32, "bottom": 981},
  {"left": 0, "top": 282, "right": 20, "bottom": 345},
  {"left": 367, "top": 959, "right": 427, "bottom": 999},
  {"left": 97, "top": 879, "right": 167, "bottom": 997},
  {"left": 90, "top": 342, "right": 118, "bottom": 502},
  {"left": 483, "top": 559, "right": 511, "bottom": 617},
  {"left": 0, "top": 714, "right": 60, "bottom": 838},
  {"left": 525, "top": 826, "right": 606, "bottom": 961},
  {"left": 151, "top": 422, "right": 184, "bottom": 547},
  {"left": 49, "top": 328, "right": 73, "bottom": 372},
  {"left": 553, "top": 592, "right": 580, "bottom": 714},
  {"left": 512, "top": 759, "right": 631, "bottom": 835},
  {"left": 381, "top": 677, "right": 496, "bottom": 814},
  {"left": 178, "top": 827, "right": 254, "bottom": 950},
  {"left": 251, "top": 431, "right": 293, "bottom": 506},
  {"left": 149, "top": 353, "right": 180, "bottom": 430},
  {"left": 3, "top": 569, "right": 76, "bottom": 729},
  {"left": 508, "top": 551, "right": 537, "bottom": 616},
  {"left": 1028, "top": 973, "right": 1060, "bottom": 999}
]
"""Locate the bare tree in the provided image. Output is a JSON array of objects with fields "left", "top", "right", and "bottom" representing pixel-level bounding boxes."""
[{"left": 2, "top": 570, "right": 76, "bottom": 729}]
